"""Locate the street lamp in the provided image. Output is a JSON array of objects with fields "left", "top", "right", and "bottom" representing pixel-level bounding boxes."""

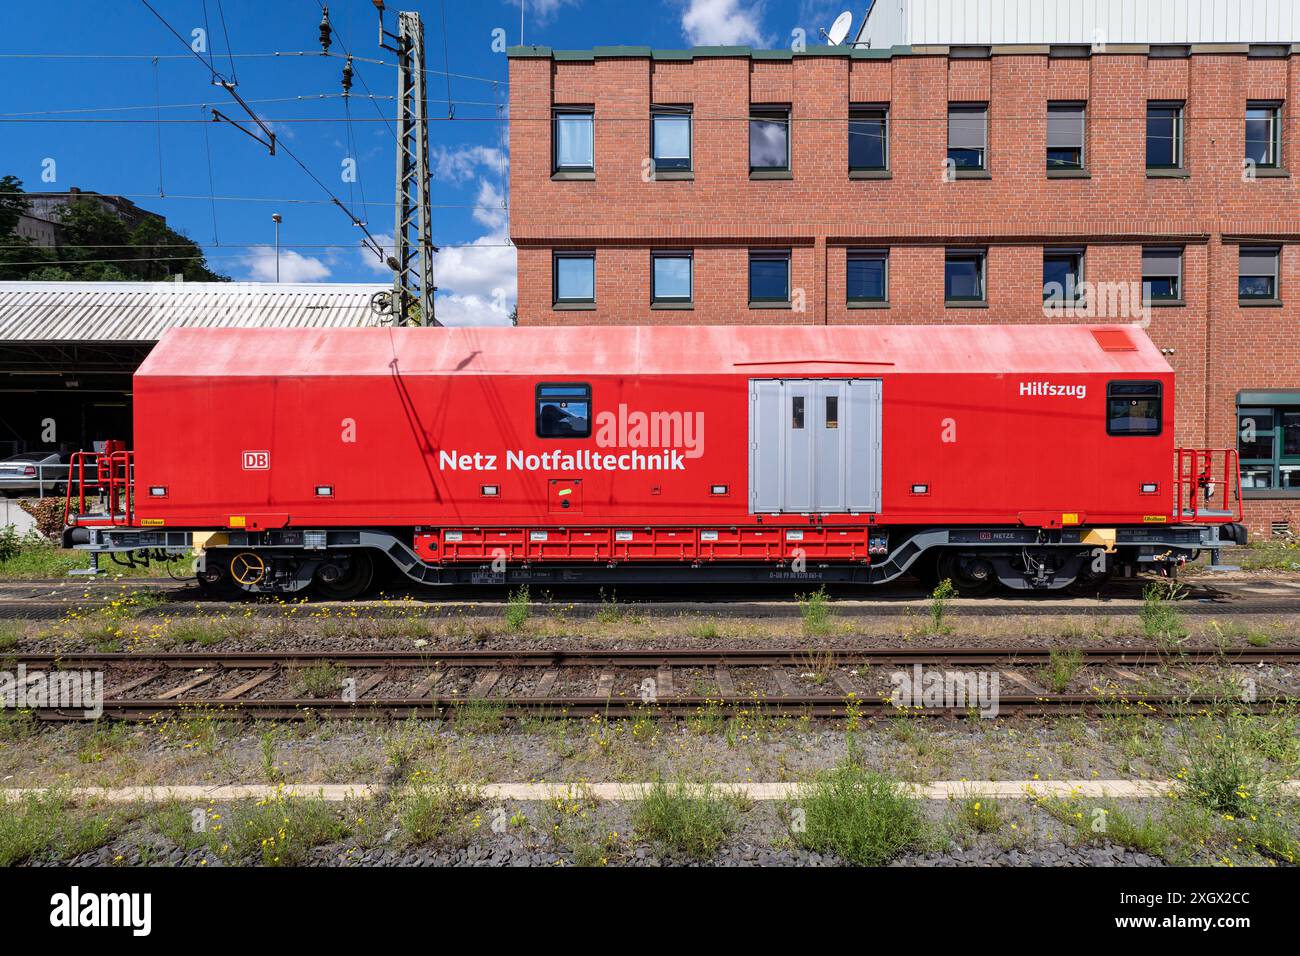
[{"left": 271, "top": 213, "right": 282, "bottom": 282}]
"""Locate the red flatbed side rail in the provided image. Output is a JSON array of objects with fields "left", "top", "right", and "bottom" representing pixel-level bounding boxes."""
[{"left": 1174, "top": 448, "right": 1242, "bottom": 522}]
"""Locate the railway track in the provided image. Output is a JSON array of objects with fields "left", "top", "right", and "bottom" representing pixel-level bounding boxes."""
[{"left": 7, "top": 646, "right": 1298, "bottom": 721}]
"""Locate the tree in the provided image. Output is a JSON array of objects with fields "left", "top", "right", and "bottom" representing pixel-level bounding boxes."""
[{"left": 0, "top": 175, "right": 228, "bottom": 281}]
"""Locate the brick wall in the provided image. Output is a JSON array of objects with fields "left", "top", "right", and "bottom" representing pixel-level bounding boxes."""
[{"left": 509, "top": 48, "right": 1300, "bottom": 534}]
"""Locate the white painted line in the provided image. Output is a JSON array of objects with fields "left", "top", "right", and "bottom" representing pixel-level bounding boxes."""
[{"left": 3, "top": 779, "right": 1299, "bottom": 804}]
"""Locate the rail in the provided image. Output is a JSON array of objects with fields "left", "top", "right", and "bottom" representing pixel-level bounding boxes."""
[
  {"left": 65, "top": 450, "right": 134, "bottom": 527},
  {"left": 1174, "top": 447, "right": 1242, "bottom": 522}
]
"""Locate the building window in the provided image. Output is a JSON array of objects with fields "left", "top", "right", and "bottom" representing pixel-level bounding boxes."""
[
  {"left": 1142, "top": 247, "right": 1183, "bottom": 303},
  {"left": 849, "top": 106, "right": 888, "bottom": 171},
  {"left": 652, "top": 106, "right": 692, "bottom": 172},
  {"left": 846, "top": 249, "right": 888, "bottom": 303},
  {"left": 945, "top": 249, "right": 986, "bottom": 303},
  {"left": 1047, "top": 102, "right": 1085, "bottom": 170},
  {"left": 536, "top": 383, "right": 592, "bottom": 439},
  {"left": 1043, "top": 248, "right": 1084, "bottom": 302},
  {"left": 1239, "top": 403, "right": 1300, "bottom": 489},
  {"left": 1239, "top": 246, "right": 1280, "bottom": 302},
  {"left": 947, "top": 104, "right": 987, "bottom": 170},
  {"left": 1146, "top": 102, "right": 1184, "bottom": 169},
  {"left": 553, "top": 251, "right": 595, "bottom": 305},
  {"left": 651, "top": 250, "right": 692, "bottom": 303},
  {"left": 1106, "top": 381, "right": 1163, "bottom": 436},
  {"left": 553, "top": 108, "right": 594, "bottom": 172},
  {"left": 749, "top": 249, "right": 791, "bottom": 304},
  {"left": 1245, "top": 102, "right": 1281, "bottom": 168},
  {"left": 750, "top": 106, "right": 790, "bottom": 171}
]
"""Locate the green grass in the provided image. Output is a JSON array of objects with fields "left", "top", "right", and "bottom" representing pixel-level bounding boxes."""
[
  {"left": 292, "top": 662, "right": 345, "bottom": 698},
  {"left": 1179, "top": 712, "right": 1272, "bottom": 816},
  {"left": 164, "top": 618, "right": 250, "bottom": 647},
  {"left": 1045, "top": 648, "right": 1084, "bottom": 694},
  {"left": 505, "top": 586, "right": 530, "bottom": 632},
  {"left": 0, "top": 790, "right": 131, "bottom": 865},
  {"left": 0, "top": 539, "right": 191, "bottom": 580},
  {"left": 392, "top": 776, "right": 482, "bottom": 846},
  {"left": 1139, "top": 580, "right": 1188, "bottom": 646},
  {"left": 1240, "top": 540, "right": 1300, "bottom": 570},
  {"left": 789, "top": 762, "right": 928, "bottom": 866},
  {"left": 632, "top": 779, "right": 745, "bottom": 860},
  {"left": 686, "top": 618, "right": 720, "bottom": 640},
  {"left": 0, "top": 620, "right": 20, "bottom": 651},
  {"left": 214, "top": 791, "right": 350, "bottom": 866},
  {"left": 952, "top": 793, "right": 1005, "bottom": 835},
  {"left": 797, "top": 586, "right": 832, "bottom": 637}
]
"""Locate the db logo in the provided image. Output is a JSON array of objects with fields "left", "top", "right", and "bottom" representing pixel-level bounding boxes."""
[{"left": 242, "top": 450, "right": 270, "bottom": 471}]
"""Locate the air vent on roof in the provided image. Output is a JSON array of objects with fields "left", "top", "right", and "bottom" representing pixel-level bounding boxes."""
[
  {"left": 1249, "top": 44, "right": 1290, "bottom": 59},
  {"left": 1091, "top": 329, "right": 1137, "bottom": 352},
  {"left": 1150, "top": 45, "right": 1191, "bottom": 59},
  {"left": 949, "top": 45, "right": 991, "bottom": 60},
  {"left": 1049, "top": 45, "right": 1091, "bottom": 59}
]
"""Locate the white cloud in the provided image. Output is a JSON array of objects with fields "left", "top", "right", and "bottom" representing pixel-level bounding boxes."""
[
  {"left": 359, "top": 233, "right": 395, "bottom": 276},
  {"left": 240, "top": 245, "right": 331, "bottom": 282},
  {"left": 432, "top": 292, "right": 515, "bottom": 327},
  {"left": 529, "top": 0, "right": 580, "bottom": 25},
  {"left": 472, "top": 180, "right": 508, "bottom": 232},
  {"left": 682, "top": 0, "right": 770, "bottom": 46},
  {"left": 433, "top": 145, "right": 508, "bottom": 184}
]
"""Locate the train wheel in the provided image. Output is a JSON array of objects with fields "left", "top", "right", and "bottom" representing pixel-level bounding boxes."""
[
  {"left": 936, "top": 551, "right": 995, "bottom": 597},
  {"left": 311, "top": 551, "right": 375, "bottom": 601},
  {"left": 196, "top": 553, "right": 246, "bottom": 599}
]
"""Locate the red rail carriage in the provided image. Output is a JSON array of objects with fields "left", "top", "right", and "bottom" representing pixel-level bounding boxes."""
[{"left": 66, "top": 322, "right": 1245, "bottom": 597}]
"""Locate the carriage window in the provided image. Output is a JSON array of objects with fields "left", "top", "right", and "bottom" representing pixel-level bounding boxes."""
[
  {"left": 825, "top": 396, "right": 838, "bottom": 429},
  {"left": 536, "top": 383, "right": 591, "bottom": 438},
  {"left": 1107, "top": 381, "right": 1162, "bottom": 436},
  {"left": 791, "top": 395, "right": 805, "bottom": 429}
]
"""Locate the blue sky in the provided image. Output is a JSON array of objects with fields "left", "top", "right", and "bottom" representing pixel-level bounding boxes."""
[{"left": 0, "top": 0, "right": 849, "bottom": 323}]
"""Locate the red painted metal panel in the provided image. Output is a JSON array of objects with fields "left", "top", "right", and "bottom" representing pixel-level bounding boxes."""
[{"left": 128, "top": 323, "right": 1192, "bottom": 539}]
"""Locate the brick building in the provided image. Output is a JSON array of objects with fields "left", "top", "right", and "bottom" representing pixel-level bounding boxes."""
[{"left": 508, "top": 19, "right": 1300, "bottom": 534}]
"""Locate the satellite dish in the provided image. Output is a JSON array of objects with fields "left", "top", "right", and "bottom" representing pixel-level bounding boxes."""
[{"left": 826, "top": 10, "right": 853, "bottom": 45}]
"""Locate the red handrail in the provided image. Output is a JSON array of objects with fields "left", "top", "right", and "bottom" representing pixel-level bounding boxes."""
[
  {"left": 1173, "top": 448, "right": 1242, "bottom": 522},
  {"left": 65, "top": 449, "right": 134, "bottom": 527}
]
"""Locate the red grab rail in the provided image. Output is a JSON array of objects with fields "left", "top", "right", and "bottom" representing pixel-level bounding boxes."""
[
  {"left": 1174, "top": 448, "right": 1242, "bottom": 523},
  {"left": 65, "top": 449, "right": 135, "bottom": 527}
]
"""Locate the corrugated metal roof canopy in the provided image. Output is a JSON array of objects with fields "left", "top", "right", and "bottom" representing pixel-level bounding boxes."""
[
  {"left": 0, "top": 281, "right": 389, "bottom": 343},
  {"left": 857, "top": 0, "right": 1300, "bottom": 47}
]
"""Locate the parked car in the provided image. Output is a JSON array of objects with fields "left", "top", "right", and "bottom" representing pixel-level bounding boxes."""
[{"left": 0, "top": 451, "right": 68, "bottom": 497}]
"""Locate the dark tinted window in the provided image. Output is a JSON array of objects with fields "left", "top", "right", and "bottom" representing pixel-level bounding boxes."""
[
  {"left": 1146, "top": 103, "right": 1183, "bottom": 168},
  {"left": 1107, "top": 381, "right": 1163, "bottom": 436},
  {"left": 536, "top": 383, "right": 591, "bottom": 438},
  {"left": 849, "top": 107, "right": 888, "bottom": 170},
  {"left": 749, "top": 250, "right": 790, "bottom": 302}
]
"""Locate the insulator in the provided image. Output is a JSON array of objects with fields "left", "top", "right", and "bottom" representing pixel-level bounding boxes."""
[
  {"left": 342, "top": 55, "right": 354, "bottom": 95},
  {"left": 319, "top": 6, "right": 332, "bottom": 53}
]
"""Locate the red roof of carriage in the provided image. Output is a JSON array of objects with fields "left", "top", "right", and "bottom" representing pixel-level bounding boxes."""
[{"left": 137, "top": 323, "right": 1170, "bottom": 378}]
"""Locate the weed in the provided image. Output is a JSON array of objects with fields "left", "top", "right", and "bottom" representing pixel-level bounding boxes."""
[
  {"left": 215, "top": 789, "right": 349, "bottom": 866},
  {"left": 929, "top": 579, "right": 956, "bottom": 634},
  {"left": 1139, "top": 580, "right": 1188, "bottom": 647},
  {"left": 686, "top": 618, "right": 719, "bottom": 640},
  {"left": 632, "top": 779, "right": 744, "bottom": 860},
  {"left": 790, "top": 762, "right": 928, "bottom": 865},
  {"left": 1178, "top": 712, "right": 1271, "bottom": 816},
  {"left": 505, "top": 586, "right": 530, "bottom": 632},
  {"left": 392, "top": 773, "right": 482, "bottom": 846},
  {"left": 797, "top": 586, "right": 831, "bottom": 636},
  {"left": 293, "top": 662, "right": 344, "bottom": 698},
  {"left": 953, "top": 793, "right": 1005, "bottom": 834},
  {"left": 1045, "top": 648, "right": 1084, "bottom": 694}
]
